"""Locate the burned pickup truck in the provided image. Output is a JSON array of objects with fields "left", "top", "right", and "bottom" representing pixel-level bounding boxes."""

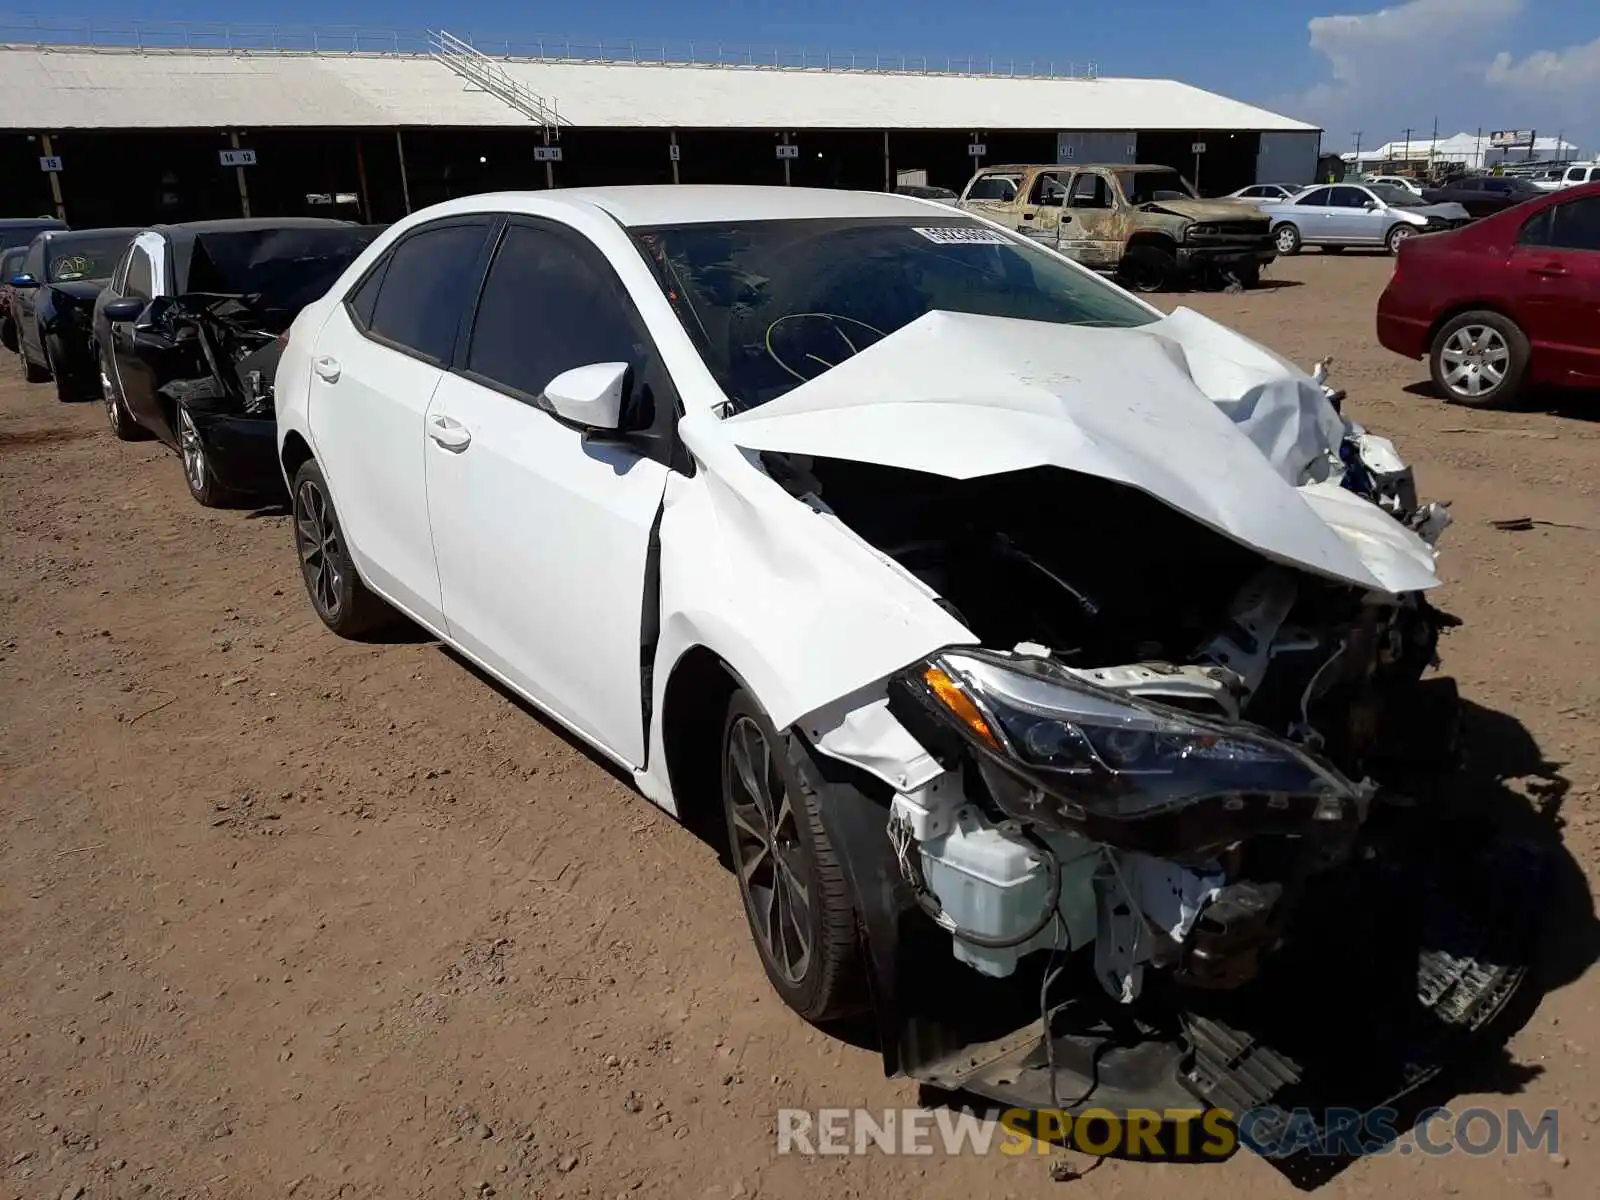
[
  {"left": 92, "top": 219, "right": 383, "bottom": 506},
  {"left": 958, "top": 164, "right": 1276, "bottom": 291}
]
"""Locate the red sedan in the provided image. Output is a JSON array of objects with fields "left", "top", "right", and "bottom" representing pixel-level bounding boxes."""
[{"left": 1376, "top": 180, "right": 1600, "bottom": 408}]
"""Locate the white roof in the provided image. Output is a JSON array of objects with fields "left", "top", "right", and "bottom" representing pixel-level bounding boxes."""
[
  {"left": 0, "top": 46, "right": 1318, "bottom": 133},
  {"left": 1341, "top": 132, "right": 1579, "bottom": 162}
]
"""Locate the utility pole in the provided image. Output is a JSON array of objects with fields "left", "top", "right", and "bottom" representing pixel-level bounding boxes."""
[
  {"left": 1401, "top": 127, "right": 1413, "bottom": 172},
  {"left": 1353, "top": 130, "right": 1362, "bottom": 175},
  {"left": 1475, "top": 126, "right": 1483, "bottom": 172},
  {"left": 1429, "top": 115, "right": 1438, "bottom": 179}
]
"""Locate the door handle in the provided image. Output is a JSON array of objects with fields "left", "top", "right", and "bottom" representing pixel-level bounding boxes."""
[
  {"left": 312, "top": 355, "right": 341, "bottom": 382},
  {"left": 1529, "top": 263, "right": 1569, "bottom": 278},
  {"left": 428, "top": 416, "right": 471, "bottom": 452}
]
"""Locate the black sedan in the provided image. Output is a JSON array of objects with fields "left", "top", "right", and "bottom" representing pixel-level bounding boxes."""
[
  {"left": 10, "top": 227, "right": 139, "bottom": 400},
  {"left": 1419, "top": 175, "right": 1545, "bottom": 218},
  {"left": 94, "top": 219, "right": 384, "bottom": 506},
  {"left": 0, "top": 246, "right": 25, "bottom": 351}
]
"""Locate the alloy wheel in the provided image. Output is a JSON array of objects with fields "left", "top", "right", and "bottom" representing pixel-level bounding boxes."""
[
  {"left": 1275, "top": 225, "right": 1299, "bottom": 254},
  {"left": 178, "top": 408, "right": 208, "bottom": 496},
  {"left": 294, "top": 478, "right": 344, "bottom": 621},
  {"left": 1439, "top": 325, "right": 1510, "bottom": 400},
  {"left": 725, "top": 715, "right": 812, "bottom": 986}
]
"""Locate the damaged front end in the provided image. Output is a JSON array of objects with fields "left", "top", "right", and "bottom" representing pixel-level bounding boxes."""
[{"left": 717, "top": 318, "right": 1536, "bottom": 1134}]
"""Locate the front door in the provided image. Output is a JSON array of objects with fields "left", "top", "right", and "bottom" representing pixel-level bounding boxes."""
[
  {"left": 1061, "top": 171, "right": 1123, "bottom": 268},
  {"left": 424, "top": 219, "right": 671, "bottom": 767}
]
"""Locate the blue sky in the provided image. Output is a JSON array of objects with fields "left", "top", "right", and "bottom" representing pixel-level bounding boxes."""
[{"left": 15, "top": 0, "right": 1600, "bottom": 151}]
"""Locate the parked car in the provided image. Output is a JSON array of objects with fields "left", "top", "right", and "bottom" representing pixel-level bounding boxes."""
[
  {"left": 1264, "top": 183, "right": 1471, "bottom": 255},
  {"left": 274, "top": 187, "right": 1497, "bottom": 1122},
  {"left": 1419, "top": 174, "right": 1545, "bottom": 218},
  {"left": 894, "top": 184, "right": 959, "bottom": 204},
  {"left": 1377, "top": 180, "right": 1600, "bottom": 408},
  {"left": 1363, "top": 175, "right": 1423, "bottom": 194},
  {"left": 1226, "top": 182, "right": 1302, "bottom": 205},
  {"left": 0, "top": 246, "right": 25, "bottom": 351},
  {"left": 1552, "top": 162, "right": 1600, "bottom": 190},
  {"left": 94, "top": 218, "right": 383, "bottom": 505},
  {"left": 1527, "top": 168, "right": 1571, "bottom": 192},
  {"left": 0, "top": 216, "right": 67, "bottom": 253},
  {"left": 10, "top": 227, "right": 140, "bottom": 400},
  {"left": 958, "top": 163, "right": 1275, "bottom": 290}
]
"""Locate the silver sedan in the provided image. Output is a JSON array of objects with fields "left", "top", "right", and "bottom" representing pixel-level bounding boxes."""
[{"left": 1262, "top": 183, "right": 1471, "bottom": 255}]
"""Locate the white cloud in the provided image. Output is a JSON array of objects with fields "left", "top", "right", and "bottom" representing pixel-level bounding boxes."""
[{"left": 1270, "top": 0, "right": 1599, "bottom": 150}]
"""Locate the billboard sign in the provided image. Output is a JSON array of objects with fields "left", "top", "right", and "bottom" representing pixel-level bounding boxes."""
[{"left": 1489, "top": 130, "right": 1535, "bottom": 148}]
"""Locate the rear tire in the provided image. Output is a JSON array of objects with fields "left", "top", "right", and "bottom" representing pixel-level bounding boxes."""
[
  {"left": 721, "top": 688, "right": 865, "bottom": 1022},
  {"left": 1428, "top": 311, "right": 1528, "bottom": 410},
  {"left": 1273, "top": 223, "right": 1302, "bottom": 256},
  {"left": 291, "top": 458, "right": 392, "bottom": 637}
]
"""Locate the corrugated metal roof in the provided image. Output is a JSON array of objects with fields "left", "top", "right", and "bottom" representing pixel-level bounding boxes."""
[{"left": 0, "top": 47, "right": 1318, "bottom": 133}]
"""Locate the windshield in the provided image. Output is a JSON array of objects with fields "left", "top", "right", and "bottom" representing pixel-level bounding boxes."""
[
  {"left": 1115, "top": 170, "right": 1196, "bottom": 205},
  {"left": 186, "top": 226, "right": 382, "bottom": 313},
  {"left": 45, "top": 233, "right": 135, "bottom": 282},
  {"left": 1368, "top": 184, "right": 1424, "bottom": 207},
  {"left": 633, "top": 217, "right": 1155, "bottom": 413}
]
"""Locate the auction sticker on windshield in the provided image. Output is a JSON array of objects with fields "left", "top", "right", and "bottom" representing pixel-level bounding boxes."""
[{"left": 912, "top": 227, "right": 1011, "bottom": 245}]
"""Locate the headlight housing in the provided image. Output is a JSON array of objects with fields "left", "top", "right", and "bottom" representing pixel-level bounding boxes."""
[{"left": 889, "top": 649, "right": 1362, "bottom": 841}]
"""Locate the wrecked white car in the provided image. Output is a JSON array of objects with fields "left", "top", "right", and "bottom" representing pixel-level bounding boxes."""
[{"left": 276, "top": 188, "right": 1526, "bottom": 1133}]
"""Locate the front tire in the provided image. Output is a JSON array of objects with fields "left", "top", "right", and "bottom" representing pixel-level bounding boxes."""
[
  {"left": 721, "top": 689, "right": 864, "bottom": 1022},
  {"left": 1387, "top": 223, "right": 1417, "bottom": 255},
  {"left": 47, "top": 335, "right": 77, "bottom": 402},
  {"left": 177, "top": 403, "right": 233, "bottom": 507},
  {"left": 1429, "top": 311, "right": 1528, "bottom": 409},
  {"left": 1273, "top": 223, "right": 1302, "bottom": 256},
  {"left": 18, "top": 336, "right": 48, "bottom": 383},
  {"left": 291, "top": 458, "right": 392, "bottom": 637},
  {"left": 101, "top": 349, "right": 148, "bottom": 441},
  {"left": 1117, "top": 244, "right": 1175, "bottom": 293}
]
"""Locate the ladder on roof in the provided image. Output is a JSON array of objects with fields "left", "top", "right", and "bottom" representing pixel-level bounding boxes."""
[{"left": 427, "top": 29, "right": 564, "bottom": 133}]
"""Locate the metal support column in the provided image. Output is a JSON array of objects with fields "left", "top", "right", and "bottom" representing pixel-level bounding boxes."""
[
  {"left": 670, "top": 129, "right": 680, "bottom": 184},
  {"left": 883, "top": 130, "right": 891, "bottom": 192},
  {"left": 782, "top": 131, "right": 791, "bottom": 186},
  {"left": 230, "top": 131, "right": 252, "bottom": 218},
  {"left": 355, "top": 135, "right": 372, "bottom": 223},
  {"left": 395, "top": 129, "right": 413, "bottom": 215},
  {"left": 40, "top": 133, "right": 65, "bottom": 222}
]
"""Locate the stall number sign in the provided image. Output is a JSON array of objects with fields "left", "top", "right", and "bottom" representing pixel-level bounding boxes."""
[
  {"left": 775, "top": 144, "right": 799, "bottom": 159},
  {"left": 220, "top": 149, "right": 257, "bottom": 167},
  {"left": 38, "top": 155, "right": 63, "bottom": 172},
  {"left": 968, "top": 143, "right": 987, "bottom": 157},
  {"left": 1191, "top": 142, "right": 1207, "bottom": 154},
  {"left": 668, "top": 144, "right": 681, "bottom": 162},
  {"left": 534, "top": 145, "right": 563, "bottom": 162}
]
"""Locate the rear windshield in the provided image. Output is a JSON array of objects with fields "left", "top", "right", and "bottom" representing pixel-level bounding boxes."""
[
  {"left": 187, "top": 226, "right": 382, "bottom": 312},
  {"left": 45, "top": 232, "right": 137, "bottom": 282},
  {"left": 633, "top": 216, "right": 1154, "bottom": 413}
]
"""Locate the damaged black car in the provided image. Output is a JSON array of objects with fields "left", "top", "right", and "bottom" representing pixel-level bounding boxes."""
[{"left": 92, "top": 219, "right": 383, "bottom": 505}]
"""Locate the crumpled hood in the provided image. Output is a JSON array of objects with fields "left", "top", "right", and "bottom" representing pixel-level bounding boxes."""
[
  {"left": 723, "top": 308, "right": 1437, "bottom": 595},
  {"left": 1404, "top": 202, "right": 1471, "bottom": 222},
  {"left": 1142, "top": 198, "right": 1268, "bottom": 222}
]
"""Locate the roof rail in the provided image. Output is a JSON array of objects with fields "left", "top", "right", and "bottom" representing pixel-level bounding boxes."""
[{"left": 427, "top": 27, "right": 564, "bottom": 130}]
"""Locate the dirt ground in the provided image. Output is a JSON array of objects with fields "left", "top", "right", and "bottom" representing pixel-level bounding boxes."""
[{"left": 3, "top": 252, "right": 1599, "bottom": 1200}]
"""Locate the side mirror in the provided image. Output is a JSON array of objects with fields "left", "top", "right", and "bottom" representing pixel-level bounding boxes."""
[
  {"left": 1362, "top": 200, "right": 1378, "bottom": 209},
  {"left": 538, "top": 362, "right": 631, "bottom": 431},
  {"left": 101, "top": 296, "right": 147, "bottom": 323},
  {"left": 9, "top": 273, "right": 38, "bottom": 289}
]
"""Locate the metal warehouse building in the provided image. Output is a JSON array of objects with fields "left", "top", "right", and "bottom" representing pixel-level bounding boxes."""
[{"left": 0, "top": 28, "right": 1322, "bottom": 227}]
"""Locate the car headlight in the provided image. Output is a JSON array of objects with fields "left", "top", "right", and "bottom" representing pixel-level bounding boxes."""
[{"left": 889, "top": 649, "right": 1359, "bottom": 830}]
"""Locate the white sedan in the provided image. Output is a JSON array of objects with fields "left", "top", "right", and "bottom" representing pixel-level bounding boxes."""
[{"left": 274, "top": 185, "right": 1469, "bottom": 1114}]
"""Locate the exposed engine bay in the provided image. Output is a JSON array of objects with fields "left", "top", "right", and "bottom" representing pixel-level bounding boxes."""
[
  {"left": 761, "top": 376, "right": 1458, "bottom": 1009},
  {"left": 146, "top": 293, "right": 288, "bottom": 417}
]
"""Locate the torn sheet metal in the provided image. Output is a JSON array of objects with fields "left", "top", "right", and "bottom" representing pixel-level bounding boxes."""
[{"left": 724, "top": 308, "right": 1438, "bottom": 596}]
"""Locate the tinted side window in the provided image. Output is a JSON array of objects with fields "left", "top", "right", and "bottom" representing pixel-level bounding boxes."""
[
  {"left": 465, "top": 224, "right": 645, "bottom": 402},
  {"left": 1547, "top": 198, "right": 1600, "bottom": 252},
  {"left": 1518, "top": 208, "right": 1552, "bottom": 246},
  {"left": 125, "top": 249, "right": 154, "bottom": 299},
  {"left": 366, "top": 222, "right": 489, "bottom": 364},
  {"left": 346, "top": 259, "right": 386, "bottom": 330},
  {"left": 1329, "top": 187, "right": 1368, "bottom": 208},
  {"left": 1297, "top": 188, "right": 1331, "bottom": 206}
]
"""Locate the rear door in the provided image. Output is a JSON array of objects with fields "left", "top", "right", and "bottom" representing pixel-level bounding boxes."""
[
  {"left": 13, "top": 239, "right": 45, "bottom": 358},
  {"left": 423, "top": 218, "right": 672, "bottom": 765},
  {"left": 1510, "top": 196, "right": 1600, "bottom": 385},
  {"left": 1285, "top": 187, "right": 1334, "bottom": 241},
  {"left": 306, "top": 216, "right": 493, "bottom": 632}
]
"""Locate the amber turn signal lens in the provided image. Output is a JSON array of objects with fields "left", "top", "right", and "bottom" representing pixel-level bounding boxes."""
[{"left": 924, "top": 664, "right": 1001, "bottom": 751}]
